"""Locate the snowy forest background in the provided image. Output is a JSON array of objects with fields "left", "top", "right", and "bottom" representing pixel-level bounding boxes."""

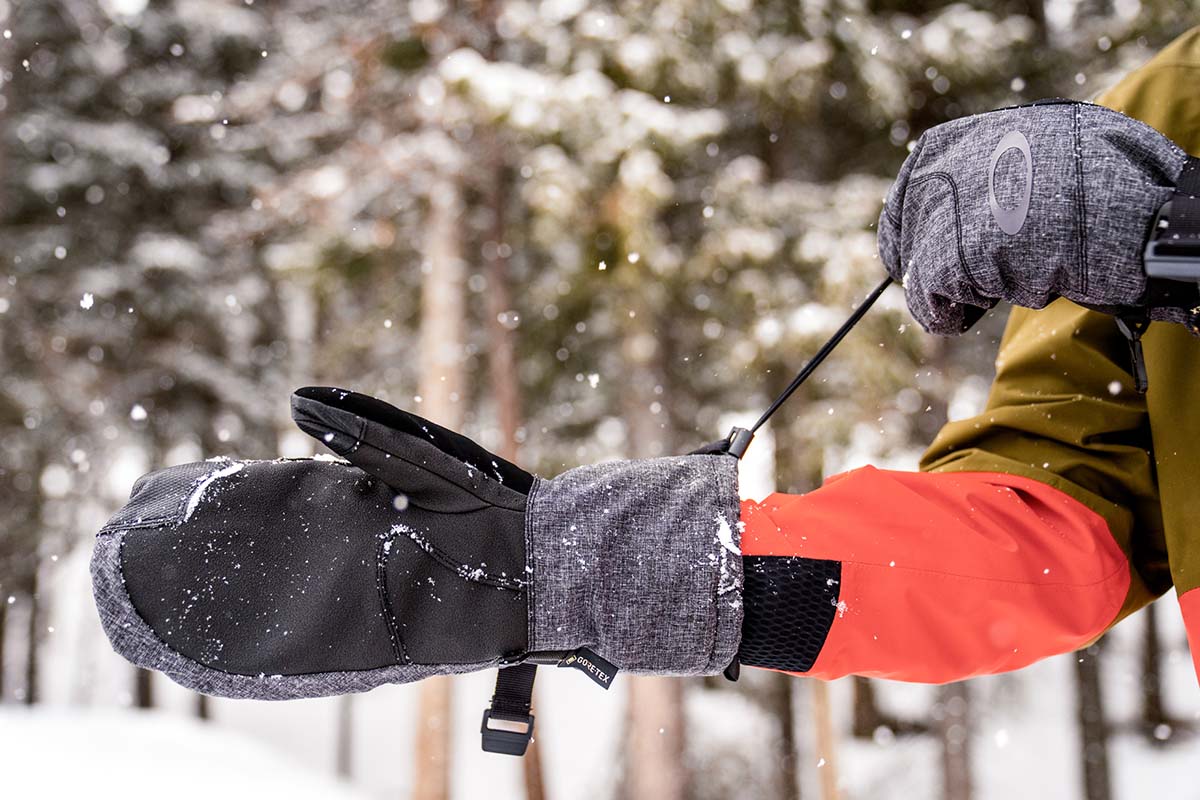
[{"left": 1, "top": 0, "right": 1198, "bottom": 798}]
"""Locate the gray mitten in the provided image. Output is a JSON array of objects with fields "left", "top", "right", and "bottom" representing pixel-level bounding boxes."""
[
  {"left": 878, "top": 99, "right": 1196, "bottom": 334},
  {"left": 92, "top": 387, "right": 742, "bottom": 703}
]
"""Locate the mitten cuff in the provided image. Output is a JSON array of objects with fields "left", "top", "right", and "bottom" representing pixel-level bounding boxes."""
[{"left": 526, "top": 454, "right": 742, "bottom": 674}]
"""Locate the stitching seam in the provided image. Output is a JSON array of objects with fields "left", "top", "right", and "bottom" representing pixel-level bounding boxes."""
[{"left": 904, "top": 171, "right": 981, "bottom": 295}]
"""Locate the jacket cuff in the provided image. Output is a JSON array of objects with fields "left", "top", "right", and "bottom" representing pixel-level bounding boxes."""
[{"left": 526, "top": 454, "right": 742, "bottom": 674}]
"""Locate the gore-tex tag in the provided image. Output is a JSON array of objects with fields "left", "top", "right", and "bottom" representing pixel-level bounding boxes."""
[{"left": 557, "top": 648, "right": 618, "bottom": 690}]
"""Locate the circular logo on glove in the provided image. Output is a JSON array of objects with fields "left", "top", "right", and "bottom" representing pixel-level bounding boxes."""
[{"left": 988, "top": 130, "right": 1032, "bottom": 235}]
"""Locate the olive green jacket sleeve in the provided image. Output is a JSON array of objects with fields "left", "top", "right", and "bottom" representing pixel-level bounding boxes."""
[{"left": 923, "top": 27, "right": 1200, "bottom": 633}]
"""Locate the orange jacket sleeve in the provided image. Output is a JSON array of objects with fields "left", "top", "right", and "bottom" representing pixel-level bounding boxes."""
[{"left": 739, "top": 467, "right": 1130, "bottom": 683}]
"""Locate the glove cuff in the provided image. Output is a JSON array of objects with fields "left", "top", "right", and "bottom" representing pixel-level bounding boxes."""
[{"left": 526, "top": 454, "right": 742, "bottom": 674}]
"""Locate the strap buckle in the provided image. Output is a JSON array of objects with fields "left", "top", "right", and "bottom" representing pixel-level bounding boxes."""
[
  {"left": 1144, "top": 199, "right": 1200, "bottom": 281},
  {"left": 480, "top": 708, "right": 535, "bottom": 756},
  {"left": 480, "top": 661, "right": 538, "bottom": 756}
]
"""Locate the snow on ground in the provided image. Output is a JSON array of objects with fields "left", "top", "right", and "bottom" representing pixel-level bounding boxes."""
[{"left": 0, "top": 706, "right": 369, "bottom": 800}]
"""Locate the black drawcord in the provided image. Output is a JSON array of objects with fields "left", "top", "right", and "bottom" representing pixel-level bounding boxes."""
[{"left": 702, "top": 276, "right": 894, "bottom": 459}]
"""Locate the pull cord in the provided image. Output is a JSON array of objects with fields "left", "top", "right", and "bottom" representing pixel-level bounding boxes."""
[{"left": 695, "top": 276, "right": 894, "bottom": 460}]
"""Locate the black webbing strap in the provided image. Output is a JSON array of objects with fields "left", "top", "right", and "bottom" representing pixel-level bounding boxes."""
[{"left": 480, "top": 663, "right": 536, "bottom": 756}]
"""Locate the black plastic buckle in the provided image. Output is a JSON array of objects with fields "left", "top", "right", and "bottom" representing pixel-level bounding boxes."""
[
  {"left": 725, "top": 426, "right": 755, "bottom": 459},
  {"left": 480, "top": 709, "right": 535, "bottom": 756},
  {"left": 1144, "top": 200, "right": 1200, "bottom": 281}
]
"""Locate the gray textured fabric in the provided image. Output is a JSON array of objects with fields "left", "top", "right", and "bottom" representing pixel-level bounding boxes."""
[
  {"left": 527, "top": 454, "right": 742, "bottom": 674},
  {"left": 878, "top": 100, "right": 1190, "bottom": 334},
  {"left": 91, "top": 529, "right": 494, "bottom": 700}
]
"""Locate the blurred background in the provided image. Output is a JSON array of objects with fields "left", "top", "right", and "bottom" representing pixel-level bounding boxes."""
[{"left": 1, "top": 0, "right": 1197, "bottom": 798}]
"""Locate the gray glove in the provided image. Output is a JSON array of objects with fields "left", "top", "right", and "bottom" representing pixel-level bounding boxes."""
[{"left": 878, "top": 99, "right": 1196, "bottom": 335}]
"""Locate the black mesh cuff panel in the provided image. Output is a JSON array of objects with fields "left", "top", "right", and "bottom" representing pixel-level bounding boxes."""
[{"left": 738, "top": 555, "right": 841, "bottom": 673}]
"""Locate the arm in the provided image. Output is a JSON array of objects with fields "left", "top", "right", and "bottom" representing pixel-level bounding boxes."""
[
  {"left": 736, "top": 31, "right": 1200, "bottom": 684},
  {"left": 740, "top": 299, "right": 1165, "bottom": 683}
]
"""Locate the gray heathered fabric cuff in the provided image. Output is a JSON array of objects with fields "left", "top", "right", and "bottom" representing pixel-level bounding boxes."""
[
  {"left": 878, "top": 101, "right": 1190, "bottom": 334},
  {"left": 526, "top": 454, "right": 742, "bottom": 675},
  {"left": 91, "top": 531, "right": 493, "bottom": 700}
]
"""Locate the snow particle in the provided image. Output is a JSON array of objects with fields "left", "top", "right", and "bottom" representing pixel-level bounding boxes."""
[
  {"left": 900, "top": 29, "right": 912, "bottom": 39},
  {"left": 80, "top": 292, "right": 94, "bottom": 310},
  {"left": 598, "top": 260, "right": 607, "bottom": 271},
  {"left": 715, "top": 513, "right": 741, "bottom": 556},
  {"left": 129, "top": 404, "right": 148, "bottom": 421},
  {"left": 184, "top": 461, "right": 245, "bottom": 520},
  {"left": 1107, "top": 380, "right": 1121, "bottom": 396},
  {"left": 392, "top": 494, "right": 409, "bottom": 511}
]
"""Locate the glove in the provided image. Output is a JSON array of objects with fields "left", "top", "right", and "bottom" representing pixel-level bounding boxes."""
[
  {"left": 91, "top": 387, "right": 743, "bottom": 700},
  {"left": 878, "top": 99, "right": 1198, "bottom": 335}
]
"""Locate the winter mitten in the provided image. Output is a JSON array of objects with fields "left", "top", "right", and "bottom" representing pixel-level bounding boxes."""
[
  {"left": 91, "top": 387, "right": 743, "bottom": 703},
  {"left": 878, "top": 99, "right": 1200, "bottom": 335}
]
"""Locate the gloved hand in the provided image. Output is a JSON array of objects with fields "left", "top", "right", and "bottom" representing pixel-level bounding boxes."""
[
  {"left": 91, "top": 387, "right": 743, "bottom": 700},
  {"left": 878, "top": 99, "right": 1199, "bottom": 335}
]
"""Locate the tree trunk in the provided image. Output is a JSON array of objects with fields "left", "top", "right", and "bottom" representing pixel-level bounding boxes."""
[
  {"left": 0, "top": 597, "right": 6, "bottom": 701},
  {"left": 482, "top": 158, "right": 548, "bottom": 800},
  {"left": 412, "top": 677, "right": 453, "bottom": 800},
  {"left": 523, "top": 727, "right": 548, "bottom": 800},
  {"left": 937, "top": 682, "right": 972, "bottom": 800},
  {"left": 851, "top": 677, "right": 878, "bottom": 739},
  {"left": 196, "top": 693, "right": 210, "bottom": 720},
  {"left": 1140, "top": 601, "right": 1168, "bottom": 742},
  {"left": 1074, "top": 644, "right": 1112, "bottom": 800},
  {"left": 626, "top": 676, "right": 687, "bottom": 800},
  {"left": 617, "top": 275, "right": 687, "bottom": 800},
  {"left": 810, "top": 681, "right": 840, "bottom": 800},
  {"left": 411, "top": 174, "right": 466, "bottom": 800},
  {"left": 483, "top": 177, "right": 522, "bottom": 465},
  {"left": 336, "top": 694, "right": 354, "bottom": 779},
  {"left": 769, "top": 673, "right": 801, "bottom": 800},
  {"left": 134, "top": 668, "right": 153, "bottom": 709},
  {"left": 851, "top": 677, "right": 928, "bottom": 738},
  {"left": 24, "top": 574, "right": 38, "bottom": 706}
]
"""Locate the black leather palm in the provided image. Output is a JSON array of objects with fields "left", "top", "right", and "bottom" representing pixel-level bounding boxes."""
[{"left": 118, "top": 388, "right": 532, "bottom": 677}]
